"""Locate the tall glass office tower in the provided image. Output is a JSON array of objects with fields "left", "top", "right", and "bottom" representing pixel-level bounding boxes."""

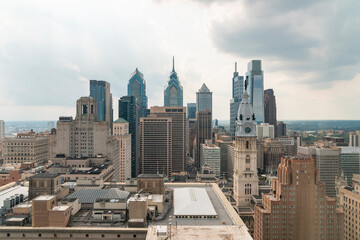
[
  {"left": 128, "top": 68, "right": 148, "bottom": 117},
  {"left": 89, "top": 80, "right": 113, "bottom": 131},
  {"left": 164, "top": 57, "right": 183, "bottom": 107},
  {"left": 187, "top": 103, "right": 196, "bottom": 119},
  {"left": 196, "top": 83, "right": 212, "bottom": 112},
  {"left": 230, "top": 62, "right": 244, "bottom": 139},
  {"left": 246, "top": 60, "right": 264, "bottom": 123}
]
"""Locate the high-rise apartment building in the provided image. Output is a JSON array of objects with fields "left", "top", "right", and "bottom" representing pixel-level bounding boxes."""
[
  {"left": 256, "top": 123, "right": 275, "bottom": 139},
  {"left": 2, "top": 132, "right": 49, "bottom": 165},
  {"left": 298, "top": 143, "right": 341, "bottom": 198},
  {"left": 230, "top": 63, "right": 244, "bottom": 139},
  {"left": 246, "top": 60, "right": 264, "bottom": 123},
  {"left": 89, "top": 80, "right": 113, "bottom": 132},
  {"left": 200, "top": 140, "right": 221, "bottom": 176},
  {"left": 233, "top": 89, "right": 259, "bottom": 207},
  {"left": 127, "top": 68, "right": 148, "bottom": 117},
  {"left": 119, "top": 96, "right": 139, "bottom": 178},
  {"left": 164, "top": 57, "right": 183, "bottom": 107},
  {"left": 263, "top": 138, "right": 285, "bottom": 174},
  {"left": 277, "top": 121, "right": 287, "bottom": 137},
  {"left": 150, "top": 106, "right": 186, "bottom": 173},
  {"left": 194, "top": 110, "right": 212, "bottom": 169},
  {"left": 139, "top": 117, "right": 172, "bottom": 177},
  {"left": 187, "top": 103, "right": 196, "bottom": 119},
  {"left": 113, "top": 118, "right": 132, "bottom": 182},
  {"left": 349, "top": 131, "right": 360, "bottom": 147},
  {"left": 56, "top": 97, "right": 111, "bottom": 158},
  {"left": 0, "top": 120, "right": 5, "bottom": 138},
  {"left": 254, "top": 156, "right": 344, "bottom": 240},
  {"left": 340, "top": 173, "right": 360, "bottom": 240},
  {"left": 196, "top": 83, "right": 212, "bottom": 112},
  {"left": 340, "top": 147, "right": 360, "bottom": 185},
  {"left": 264, "top": 89, "right": 277, "bottom": 136}
]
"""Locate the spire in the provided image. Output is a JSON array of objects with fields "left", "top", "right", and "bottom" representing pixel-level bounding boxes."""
[
  {"left": 172, "top": 56, "right": 175, "bottom": 72},
  {"left": 235, "top": 62, "right": 237, "bottom": 72}
]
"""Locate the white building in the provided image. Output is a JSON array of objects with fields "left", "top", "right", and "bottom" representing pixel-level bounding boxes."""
[
  {"left": 200, "top": 140, "right": 220, "bottom": 176},
  {"left": 0, "top": 120, "right": 4, "bottom": 138},
  {"left": 113, "top": 118, "right": 132, "bottom": 182},
  {"left": 256, "top": 123, "right": 274, "bottom": 139}
]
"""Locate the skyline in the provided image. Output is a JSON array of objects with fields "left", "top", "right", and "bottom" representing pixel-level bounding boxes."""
[{"left": 1, "top": 0, "right": 360, "bottom": 121}]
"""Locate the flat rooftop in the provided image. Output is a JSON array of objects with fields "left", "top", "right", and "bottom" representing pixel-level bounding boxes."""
[
  {"left": 34, "top": 195, "right": 56, "bottom": 201},
  {"left": 0, "top": 186, "right": 29, "bottom": 209},
  {"left": 52, "top": 205, "right": 71, "bottom": 211}
]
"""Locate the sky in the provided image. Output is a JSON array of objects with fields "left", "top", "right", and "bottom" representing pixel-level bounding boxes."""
[{"left": 0, "top": 0, "right": 360, "bottom": 121}]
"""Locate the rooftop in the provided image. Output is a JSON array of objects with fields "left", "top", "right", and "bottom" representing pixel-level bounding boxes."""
[
  {"left": 70, "top": 164, "right": 109, "bottom": 175},
  {"left": 114, "top": 118, "right": 128, "bottom": 123},
  {"left": 340, "top": 147, "right": 360, "bottom": 154},
  {"left": 0, "top": 186, "right": 29, "bottom": 209},
  {"left": 29, "top": 173, "right": 59, "bottom": 179},
  {"left": 34, "top": 195, "right": 56, "bottom": 201},
  {"left": 52, "top": 205, "right": 71, "bottom": 211},
  {"left": 138, "top": 173, "right": 164, "bottom": 179},
  {"left": 66, "top": 189, "right": 130, "bottom": 204}
]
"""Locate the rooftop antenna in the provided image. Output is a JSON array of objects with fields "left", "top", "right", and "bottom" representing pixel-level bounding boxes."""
[
  {"left": 172, "top": 56, "right": 175, "bottom": 72},
  {"left": 235, "top": 62, "right": 237, "bottom": 72}
]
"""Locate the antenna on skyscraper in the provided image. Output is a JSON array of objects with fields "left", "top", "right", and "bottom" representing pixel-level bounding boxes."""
[
  {"left": 235, "top": 62, "right": 237, "bottom": 72},
  {"left": 172, "top": 56, "right": 175, "bottom": 72}
]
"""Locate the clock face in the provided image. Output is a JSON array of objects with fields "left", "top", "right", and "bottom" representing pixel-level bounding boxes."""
[{"left": 245, "top": 127, "right": 251, "bottom": 133}]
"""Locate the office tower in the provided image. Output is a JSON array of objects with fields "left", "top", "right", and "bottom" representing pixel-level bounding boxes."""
[
  {"left": 188, "top": 118, "right": 196, "bottom": 159},
  {"left": 256, "top": 123, "right": 275, "bottom": 139},
  {"left": 56, "top": 97, "right": 111, "bottom": 158},
  {"left": 150, "top": 106, "right": 186, "bottom": 173},
  {"left": 277, "top": 121, "right": 287, "bottom": 137},
  {"left": 0, "top": 120, "right": 4, "bottom": 138},
  {"left": 127, "top": 68, "right": 148, "bottom": 117},
  {"left": 139, "top": 117, "right": 172, "bottom": 177},
  {"left": 119, "top": 96, "right": 140, "bottom": 178},
  {"left": 246, "top": 60, "right": 264, "bottom": 123},
  {"left": 298, "top": 143, "right": 341, "bottom": 198},
  {"left": 264, "top": 89, "right": 277, "bottom": 136},
  {"left": 340, "top": 174, "right": 360, "bottom": 240},
  {"left": 187, "top": 103, "right": 196, "bottom": 119},
  {"left": 233, "top": 89, "right": 259, "bottom": 207},
  {"left": 340, "top": 147, "right": 360, "bottom": 185},
  {"left": 195, "top": 110, "right": 212, "bottom": 169},
  {"left": 200, "top": 140, "right": 221, "bottom": 176},
  {"left": 230, "top": 63, "right": 244, "bottom": 139},
  {"left": 263, "top": 138, "right": 285, "bottom": 174},
  {"left": 196, "top": 83, "right": 212, "bottom": 112},
  {"left": 164, "top": 57, "right": 183, "bottom": 107},
  {"left": 254, "top": 157, "right": 344, "bottom": 240},
  {"left": 90, "top": 80, "right": 113, "bottom": 131},
  {"left": 113, "top": 118, "right": 132, "bottom": 182},
  {"left": 349, "top": 131, "right": 360, "bottom": 147},
  {"left": 215, "top": 134, "right": 233, "bottom": 177},
  {"left": 2, "top": 132, "right": 49, "bottom": 165}
]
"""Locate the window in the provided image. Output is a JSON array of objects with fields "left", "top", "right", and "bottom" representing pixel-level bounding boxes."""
[
  {"left": 38, "top": 234, "right": 42, "bottom": 237},
  {"left": 246, "top": 155, "right": 250, "bottom": 164},
  {"left": 246, "top": 141, "right": 249, "bottom": 149}
]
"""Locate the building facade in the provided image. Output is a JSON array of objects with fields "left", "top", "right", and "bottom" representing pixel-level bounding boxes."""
[
  {"left": 200, "top": 140, "right": 221, "bottom": 176},
  {"left": 263, "top": 138, "right": 285, "bottom": 174},
  {"left": 233, "top": 89, "right": 259, "bottom": 207},
  {"left": 139, "top": 117, "right": 172, "bottom": 177},
  {"left": 150, "top": 106, "right": 186, "bottom": 173},
  {"left": 113, "top": 119, "right": 132, "bottom": 182},
  {"left": 256, "top": 123, "right": 275, "bottom": 139},
  {"left": 164, "top": 57, "right": 183, "bottom": 107},
  {"left": 264, "top": 89, "right": 277, "bottom": 136},
  {"left": 246, "top": 60, "right": 264, "bottom": 123},
  {"left": 89, "top": 80, "right": 113, "bottom": 132},
  {"left": 196, "top": 83, "right": 212, "bottom": 112},
  {"left": 187, "top": 103, "right": 196, "bottom": 119},
  {"left": 349, "top": 131, "right": 360, "bottom": 147},
  {"left": 194, "top": 110, "right": 212, "bottom": 169},
  {"left": 127, "top": 68, "right": 148, "bottom": 117},
  {"left": 215, "top": 134, "right": 233, "bottom": 177},
  {"left": 277, "top": 121, "right": 287, "bottom": 137},
  {"left": 254, "top": 157, "right": 344, "bottom": 240},
  {"left": 0, "top": 120, "right": 4, "bottom": 138},
  {"left": 119, "top": 95, "right": 140, "bottom": 178},
  {"left": 340, "top": 147, "right": 360, "bottom": 186},
  {"left": 230, "top": 63, "right": 244, "bottom": 139}
]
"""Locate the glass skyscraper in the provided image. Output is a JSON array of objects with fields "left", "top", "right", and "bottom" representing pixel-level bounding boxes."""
[
  {"left": 187, "top": 103, "right": 196, "bottom": 119},
  {"left": 164, "top": 57, "right": 183, "bottom": 107},
  {"left": 128, "top": 68, "right": 148, "bottom": 117},
  {"left": 230, "top": 62, "right": 244, "bottom": 139},
  {"left": 89, "top": 80, "right": 113, "bottom": 131},
  {"left": 196, "top": 83, "right": 212, "bottom": 112},
  {"left": 119, "top": 95, "right": 140, "bottom": 178},
  {"left": 246, "top": 60, "right": 264, "bottom": 123}
]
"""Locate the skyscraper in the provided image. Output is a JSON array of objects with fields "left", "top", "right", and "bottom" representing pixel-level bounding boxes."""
[
  {"left": 89, "top": 80, "right": 113, "bottom": 131},
  {"left": 187, "top": 103, "right": 196, "bottom": 119},
  {"left": 246, "top": 60, "right": 264, "bottom": 123},
  {"left": 254, "top": 157, "right": 344, "bottom": 240},
  {"left": 139, "top": 117, "right": 172, "bottom": 177},
  {"left": 196, "top": 83, "right": 212, "bottom": 112},
  {"left": 230, "top": 62, "right": 244, "bottom": 139},
  {"left": 150, "top": 106, "right": 186, "bottom": 173},
  {"left": 349, "top": 131, "right": 360, "bottom": 147},
  {"left": 119, "top": 96, "right": 140, "bottom": 178},
  {"left": 127, "top": 68, "right": 148, "bottom": 117},
  {"left": 195, "top": 110, "right": 212, "bottom": 169},
  {"left": 277, "top": 121, "right": 287, "bottom": 137},
  {"left": 264, "top": 89, "right": 277, "bottom": 136},
  {"left": 0, "top": 120, "right": 4, "bottom": 138},
  {"left": 233, "top": 88, "right": 259, "bottom": 207},
  {"left": 164, "top": 57, "right": 183, "bottom": 107}
]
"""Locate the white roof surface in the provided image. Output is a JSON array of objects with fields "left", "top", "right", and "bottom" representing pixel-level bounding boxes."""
[
  {"left": 0, "top": 186, "right": 28, "bottom": 209},
  {"left": 174, "top": 188, "right": 217, "bottom": 216},
  {"left": 340, "top": 147, "right": 360, "bottom": 154}
]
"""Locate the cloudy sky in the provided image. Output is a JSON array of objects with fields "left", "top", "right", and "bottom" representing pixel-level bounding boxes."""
[{"left": 0, "top": 0, "right": 359, "bottom": 121}]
